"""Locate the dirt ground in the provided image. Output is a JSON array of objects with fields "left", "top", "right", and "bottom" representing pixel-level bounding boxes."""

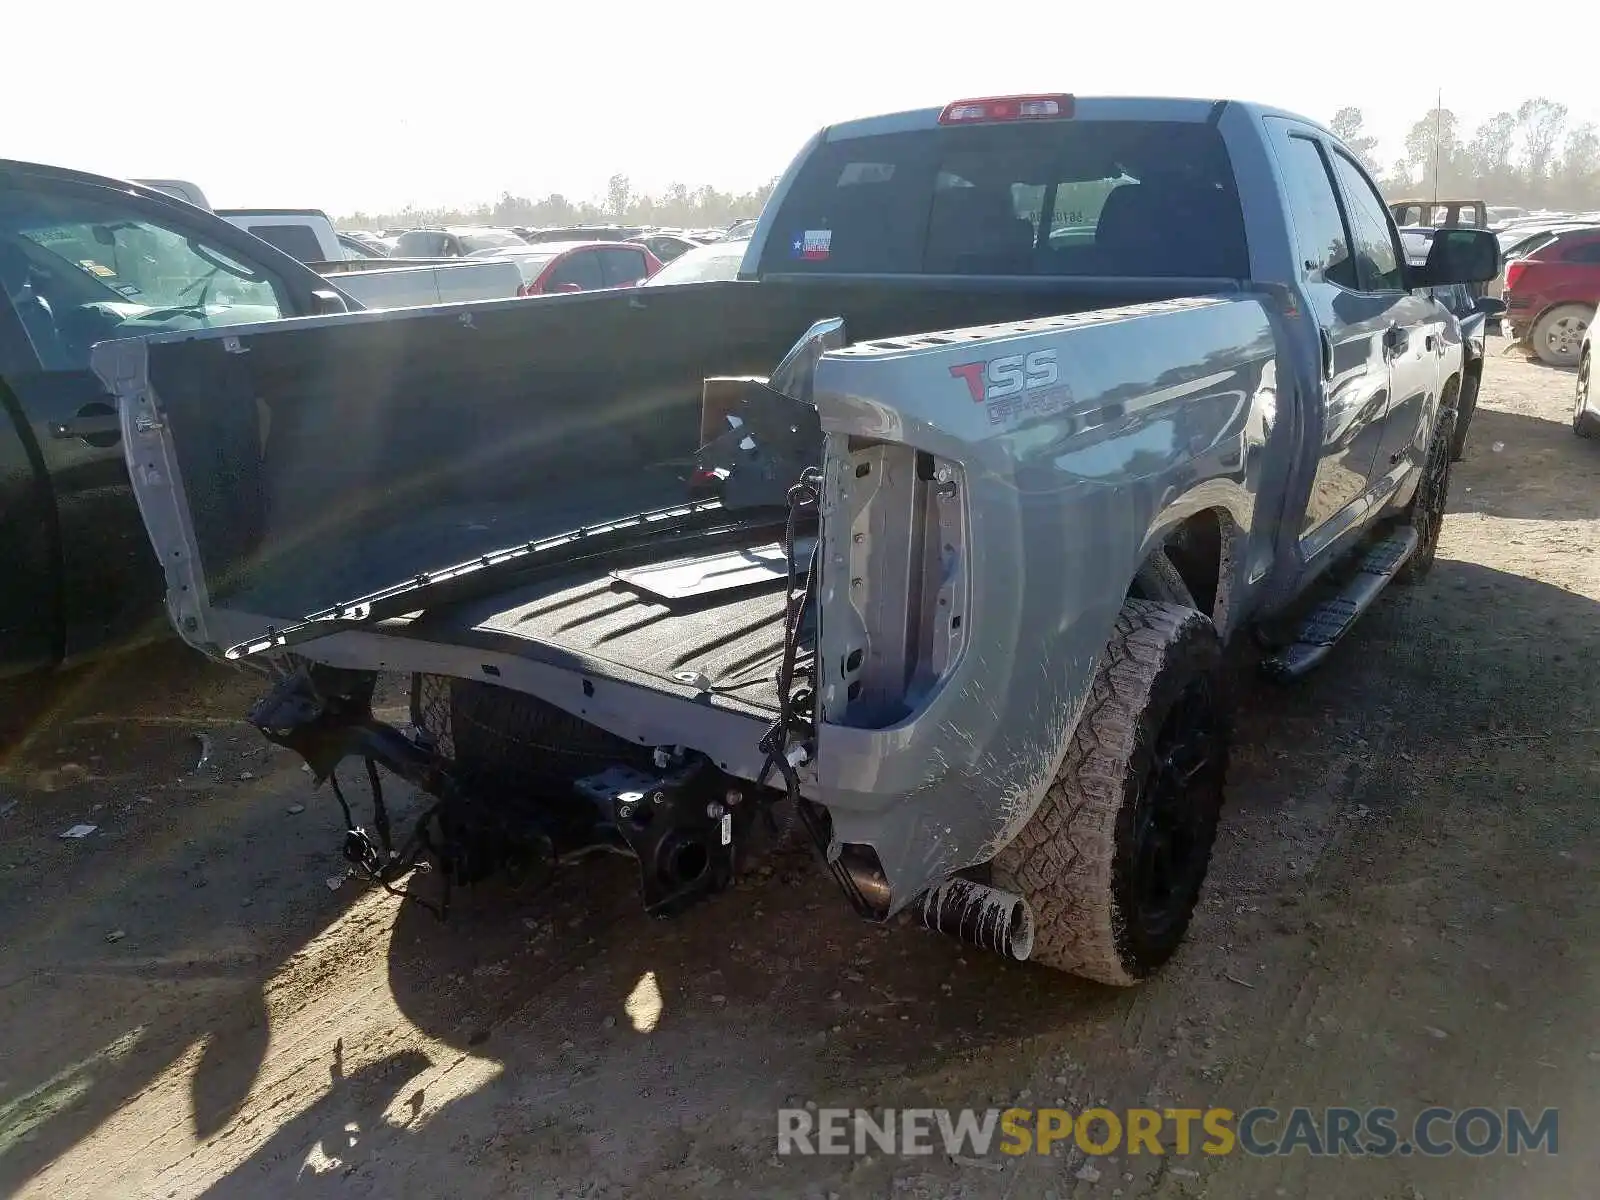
[{"left": 2, "top": 342, "right": 1596, "bottom": 1200}]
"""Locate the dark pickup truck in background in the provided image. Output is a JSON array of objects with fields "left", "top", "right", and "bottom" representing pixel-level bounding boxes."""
[
  {"left": 0, "top": 161, "right": 353, "bottom": 678},
  {"left": 110, "top": 95, "right": 1499, "bottom": 988}
]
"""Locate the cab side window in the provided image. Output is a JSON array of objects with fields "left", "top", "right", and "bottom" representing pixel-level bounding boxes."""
[
  {"left": 1278, "top": 135, "right": 1356, "bottom": 290},
  {"left": 1329, "top": 153, "right": 1405, "bottom": 292}
]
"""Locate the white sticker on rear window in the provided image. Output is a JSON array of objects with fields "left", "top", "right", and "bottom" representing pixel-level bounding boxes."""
[{"left": 791, "top": 230, "right": 832, "bottom": 261}]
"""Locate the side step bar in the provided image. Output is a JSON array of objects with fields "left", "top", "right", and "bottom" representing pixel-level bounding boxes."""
[{"left": 1260, "top": 527, "right": 1418, "bottom": 681}]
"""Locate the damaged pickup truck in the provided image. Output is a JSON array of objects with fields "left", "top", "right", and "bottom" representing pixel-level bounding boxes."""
[{"left": 98, "top": 95, "right": 1499, "bottom": 986}]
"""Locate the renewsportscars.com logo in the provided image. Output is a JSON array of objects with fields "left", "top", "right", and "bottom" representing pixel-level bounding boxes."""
[{"left": 776, "top": 1106, "right": 1560, "bottom": 1159}]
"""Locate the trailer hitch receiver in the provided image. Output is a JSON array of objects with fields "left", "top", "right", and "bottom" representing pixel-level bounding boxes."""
[{"left": 574, "top": 760, "right": 742, "bottom": 916}]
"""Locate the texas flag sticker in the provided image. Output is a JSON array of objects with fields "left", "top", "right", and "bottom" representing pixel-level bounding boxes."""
[{"left": 791, "top": 229, "right": 832, "bottom": 260}]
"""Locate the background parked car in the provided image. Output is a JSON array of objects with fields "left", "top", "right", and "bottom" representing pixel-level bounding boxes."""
[
  {"left": 0, "top": 160, "right": 354, "bottom": 677},
  {"left": 392, "top": 226, "right": 526, "bottom": 257},
  {"left": 220, "top": 211, "right": 522, "bottom": 306},
  {"left": 635, "top": 232, "right": 699, "bottom": 263},
  {"left": 337, "top": 232, "right": 386, "bottom": 259},
  {"left": 469, "top": 240, "right": 661, "bottom": 295},
  {"left": 519, "top": 225, "right": 647, "bottom": 244},
  {"left": 639, "top": 237, "right": 748, "bottom": 285},
  {"left": 218, "top": 207, "right": 345, "bottom": 262},
  {"left": 1390, "top": 198, "right": 1488, "bottom": 229},
  {"left": 340, "top": 229, "right": 391, "bottom": 256},
  {"left": 1503, "top": 227, "right": 1600, "bottom": 366},
  {"left": 1488, "top": 221, "right": 1594, "bottom": 298}
]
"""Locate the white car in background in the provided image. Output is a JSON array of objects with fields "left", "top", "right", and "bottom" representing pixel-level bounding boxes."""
[{"left": 639, "top": 237, "right": 749, "bottom": 285}]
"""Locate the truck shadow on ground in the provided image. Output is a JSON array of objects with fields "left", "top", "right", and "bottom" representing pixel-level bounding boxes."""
[
  {"left": 171, "top": 558, "right": 1600, "bottom": 1196},
  {"left": 0, "top": 644, "right": 385, "bottom": 1193}
]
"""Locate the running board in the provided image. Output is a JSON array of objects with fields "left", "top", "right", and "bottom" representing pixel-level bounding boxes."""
[{"left": 1260, "top": 527, "right": 1418, "bottom": 681}]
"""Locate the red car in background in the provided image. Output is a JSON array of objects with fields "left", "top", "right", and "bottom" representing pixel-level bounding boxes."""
[
  {"left": 468, "top": 240, "right": 662, "bottom": 297},
  {"left": 1503, "top": 226, "right": 1600, "bottom": 366}
]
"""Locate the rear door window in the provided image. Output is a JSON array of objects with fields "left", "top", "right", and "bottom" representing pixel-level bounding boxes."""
[
  {"left": 760, "top": 119, "right": 1246, "bottom": 278},
  {"left": 597, "top": 246, "right": 650, "bottom": 286},
  {"left": 544, "top": 250, "right": 603, "bottom": 291}
]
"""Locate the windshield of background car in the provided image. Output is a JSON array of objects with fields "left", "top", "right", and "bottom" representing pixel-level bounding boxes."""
[
  {"left": 761, "top": 119, "right": 1246, "bottom": 278},
  {"left": 0, "top": 193, "right": 282, "bottom": 312},
  {"left": 644, "top": 241, "right": 746, "bottom": 284},
  {"left": 1502, "top": 230, "right": 1558, "bottom": 258},
  {"left": 458, "top": 231, "right": 524, "bottom": 253}
]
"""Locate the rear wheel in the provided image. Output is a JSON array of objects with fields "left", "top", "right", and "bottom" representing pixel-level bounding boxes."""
[
  {"left": 1574, "top": 347, "right": 1599, "bottom": 439},
  {"left": 1396, "top": 407, "right": 1456, "bottom": 585},
  {"left": 1531, "top": 305, "right": 1590, "bottom": 368},
  {"left": 1449, "top": 369, "right": 1480, "bottom": 462},
  {"left": 989, "top": 601, "right": 1228, "bottom": 986}
]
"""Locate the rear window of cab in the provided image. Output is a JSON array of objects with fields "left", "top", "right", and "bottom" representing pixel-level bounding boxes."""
[{"left": 760, "top": 119, "right": 1246, "bottom": 279}]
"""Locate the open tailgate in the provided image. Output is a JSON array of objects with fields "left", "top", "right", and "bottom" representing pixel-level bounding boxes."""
[{"left": 94, "top": 286, "right": 813, "bottom": 658}]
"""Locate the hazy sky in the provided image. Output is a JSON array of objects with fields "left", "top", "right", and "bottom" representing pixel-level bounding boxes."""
[{"left": 8, "top": 1, "right": 1598, "bottom": 215}]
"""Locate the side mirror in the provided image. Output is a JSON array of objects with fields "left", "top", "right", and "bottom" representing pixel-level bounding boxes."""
[
  {"left": 1474, "top": 295, "right": 1507, "bottom": 317},
  {"left": 1408, "top": 227, "right": 1501, "bottom": 287},
  {"left": 547, "top": 281, "right": 583, "bottom": 294}
]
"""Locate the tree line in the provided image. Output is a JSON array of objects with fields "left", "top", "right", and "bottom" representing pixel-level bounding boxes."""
[
  {"left": 1334, "top": 99, "right": 1598, "bottom": 210},
  {"left": 339, "top": 174, "right": 778, "bottom": 233},
  {"left": 338, "top": 97, "right": 1599, "bottom": 232}
]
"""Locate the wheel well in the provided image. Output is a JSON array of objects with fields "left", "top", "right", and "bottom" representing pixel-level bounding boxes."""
[
  {"left": 1442, "top": 372, "right": 1461, "bottom": 407},
  {"left": 1132, "top": 509, "right": 1235, "bottom": 630}
]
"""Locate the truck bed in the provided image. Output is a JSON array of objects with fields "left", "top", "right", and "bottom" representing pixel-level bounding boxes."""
[{"left": 391, "top": 535, "right": 808, "bottom": 718}]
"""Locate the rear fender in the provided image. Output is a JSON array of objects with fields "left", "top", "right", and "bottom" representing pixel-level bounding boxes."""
[{"left": 809, "top": 297, "right": 1279, "bottom": 910}]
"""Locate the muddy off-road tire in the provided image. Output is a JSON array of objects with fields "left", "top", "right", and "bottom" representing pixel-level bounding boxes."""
[
  {"left": 990, "top": 600, "right": 1228, "bottom": 987},
  {"left": 1396, "top": 406, "right": 1457, "bottom": 585}
]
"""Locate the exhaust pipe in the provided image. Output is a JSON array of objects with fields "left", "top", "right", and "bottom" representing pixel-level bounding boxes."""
[{"left": 916, "top": 878, "right": 1035, "bottom": 962}]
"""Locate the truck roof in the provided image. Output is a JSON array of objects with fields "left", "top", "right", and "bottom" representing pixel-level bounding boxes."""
[
  {"left": 821, "top": 95, "right": 1330, "bottom": 142},
  {"left": 216, "top": 207, "right": 335, "bottom": 220}
]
